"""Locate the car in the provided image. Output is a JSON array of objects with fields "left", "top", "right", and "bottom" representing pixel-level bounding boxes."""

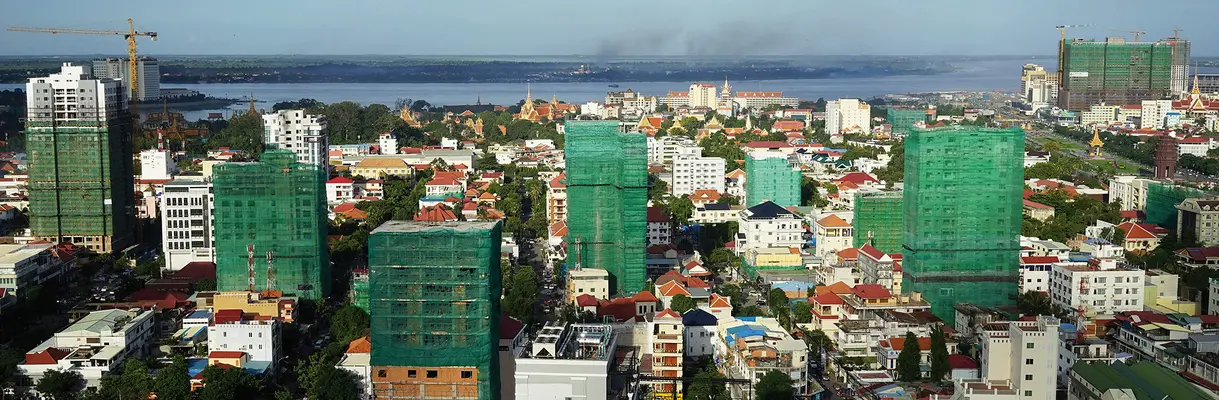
[{"left": 313, "top": 339, "right": 325, "bottom": 347}]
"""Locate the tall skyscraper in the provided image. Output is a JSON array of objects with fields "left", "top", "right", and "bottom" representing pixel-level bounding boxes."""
[
  {"left": 262, "top": 109, "right": 330, "bottom": 168},
  {"left": 853, "top": 190, "right": 903, "bottom": 254},
  {"left": 212, "top": 149, "right": 329, "bottom": 299},
  {"left": 91, "top": 57, "right": 160, "bottom": 102},
  {"left": 825, "top": 98, "right": 871, "bottom": 135},
  {"left": 745, "top": 151, "right": 800, "bottom": 208},
  {"left": 25, "top": 63, "right": 135, "bottom": 252},
  {"left": 564, "top": 121, "right": 647, "bottom": 294},
  {"left": 368, "top": 221, "right": 502, "bottom": 400},
  {"left": 903, "top": 126, "right": 1024, "bottom": 323},
  {"left": 1058, "top": 37, "right": 1189, "bottom": 110}
]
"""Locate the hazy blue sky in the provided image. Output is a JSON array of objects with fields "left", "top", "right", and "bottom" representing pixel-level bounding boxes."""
[{"left": 2, "top": 0, "right": 1214, "bottom": 56}]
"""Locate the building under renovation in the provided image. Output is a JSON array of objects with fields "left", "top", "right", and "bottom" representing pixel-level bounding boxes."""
[
  {"left": 853, "top": 190, "right": 903, "bottom": 254},
  {"left": 564, "top": 121, "right": 648, "bottom": 295},
  {"left": 212, "top": 149, "right": 329, "bottom": 299},
  {"left": 1058, "top": 37, "right": 1189, "bottom": 110},
  {"left": 367, "top": 221, "right": 503, "bottom": 400},
  {"left": 745, "top": 151, "right": 800, "bottom": 208},
  {"left": 902, "top": 126, "right": 1024, "bottom": 323}
]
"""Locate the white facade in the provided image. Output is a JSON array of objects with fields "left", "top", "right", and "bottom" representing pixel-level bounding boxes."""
[
  {"left": 0, "top": 243, "right": 67, "bottom": 302},
  {"left": 1211, "top": 278, "right": 1219, "bottom": 315},
  {"left": 326, "top": 178, "right": 355, "bottom": 204},
  {"left": 160, "top": 178, "right": 215, "bottom": 271},
  {"left": 978, "top": 317, "right": 1060, "bottom": 400},
  {"left": 580, "top": 101, "right": 605, "bottom": 117},
  {"left": 736, "top": 205, "right": 804, "bottom": 253},
  {"left": 92, "top": 57, "right": 160, "bottom": 101},
  {"left": 514, "top": 324, "right": 616, "bottom": 400},
  {"left": 825, "top": 99, "right": 871, "bottom": 135},
  {"left": 1138, "top": 100, "right": 1173, "bottom": 130},
  {"left": 647, "top": 221, "right": 672, "bottom": 246},
  {"left": 671, "top": 156, "right": 725, "bottom": 197},
  {"left": 138, "top": 148, "right": 175, "bottom": 181},
  {"left": 262, "top": 109, "right": 330, "bottom": 168},
  {"left": 733, "top": 93, "right": 799, "bottom": 110},
  {"left": 1080, "top": 105, "right": 1119, "bottom": 126},
  {"left": 1107, "top": 176, "right": 1155, "bottom": 211},
  {"left": 689, "top": 83, "right": 718, "bottom": 108},
  {"left": 1049, "top": 262, "right": 1144, "bottom": 317},
  {"left": 1178, "top": 140, "right": 1211, "bottom": 157},
  {"left": 647, "top": 136, "right": 702, "bottom": 166},
  {"left": 378, "top": 132, "right": 397, "bottom": 155},
  {"left": 19, "top": 309, "right": 156, "bottom": 389},
  {"left": 566, "top": 268, "right": 610, "bottom": 303},
  {"left": 684, "top": 324, "right": 717, "bottom": 358},
  {"left": 26, "top": 64, "right": 127, "bottom": 129},
  {"left": 813, "top": 215, "right": 853, "bottom": 258},
  {"left": 208, "top": 319, "right": 280, "bottom": 365},
  {"left": 692, "top": 204, "right": 742, "bottom": 225}
]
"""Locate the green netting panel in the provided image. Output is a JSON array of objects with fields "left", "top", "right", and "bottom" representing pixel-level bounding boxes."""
[
  {"left": 906, "top": 278, "right": 1016, "bottom": 325},
  {"left": 902, "top": 126, "right": 1023, "bottom": 323},
  {"left": 1146, "top": 183, "right": 1209, "bottom": 230},
  {"left": 213, "top": 149, "right": 330, "bottom": 299},
  {"left": 351, "top": 276, "right": 370, "bottom": 312},
  {"left": 739, "top": 256, "right": 803, "bottom": 281},
  {"left": 853, "top": 191, "right": 903, "bottom": 254},
  {"left": 367, "top": 221, "right": 502, "bottom": 400},
  {"left": 564, "top": 121, "right": 648, "bottom": 294},
  {"left": 1061, "top": 40, "right": 1177, "bottom": 109},
  {"left": 25, "top": 117, "right": 135, "bottom": 251},
  {"left": 887, "top": 109, "right": 925, "bottom": 135},
  {"left": 745, "top": 153, "right": 800, "bottom": 208}
]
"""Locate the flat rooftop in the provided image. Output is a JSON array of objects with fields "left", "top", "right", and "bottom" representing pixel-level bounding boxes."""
[{"left": 371, "top": 220, "right": 500, "bottom": 234}]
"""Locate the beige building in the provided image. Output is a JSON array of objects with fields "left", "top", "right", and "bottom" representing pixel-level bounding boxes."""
[
  {"left": 977, "top": 317, "right": 1060, "bottom": 399},
  {"left": 826, "top": 99, "right": 871, "bottom": 135},
  {"left": 566, "top": 268, "right": 609, "bottom": 304},
  {"left": 814, "top": 214, "right": 853, "bottom": 257},
  {"left": 350, "top": 157, "right": 414, "bottom": 178},
  {"left": 207, "top": 291, "right": 298, "bottom": 322},
  {"left": 546, "top": 173, "right": 567, "bottom": 224},
  {"left": 1178, "top": 197, "right": 1219, "bottom": 246},
  {"left": 650, "top": 309, "right": 685, "bottom": 394},
  {"left": 1022, "top": 199, "right": 1055, "bottom": 221}
]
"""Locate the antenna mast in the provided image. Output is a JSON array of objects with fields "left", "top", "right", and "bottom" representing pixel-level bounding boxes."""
[
  {"left": 246, "top": 244, "right": 256, "bottom": 292},
  {"left": 266, "top": 250, "right": 275, "bottom": 291}
]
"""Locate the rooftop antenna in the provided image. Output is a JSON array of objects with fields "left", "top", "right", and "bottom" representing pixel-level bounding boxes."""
[
  {"left": 247, "top": 244, "right": 256, "bottom": 292},
  {"left": 266, "top": 250, "right": 275, "bottom": 291}
]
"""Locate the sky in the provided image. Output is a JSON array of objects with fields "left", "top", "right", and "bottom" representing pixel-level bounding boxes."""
[{"left": 2, "top": 0, "right": 1215, "bottom": 56}]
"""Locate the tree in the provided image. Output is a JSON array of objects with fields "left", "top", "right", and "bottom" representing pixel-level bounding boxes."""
[
  {"left": 686, "top": 363, "right": 731, "bottom": 400},
  {"left": 195, "top": 278, "right": 217, "bottom": 291},
  {"left": 0, "top": 345, "right": 23, "bottom": 391},
  {"left": 198, "top": 364, "right": 263, "bottom": 400},
  {"left": 896, "top": 331, "right": 922, "bottom": 382},
  {"left": 154, "top": 356, "right": 191, "bottom": 400},
  {"left": 295, "top": 351, "right": 335, "bottom": 396},
  {"left": 930, "top": 325, "right": 951, "bottom": 382},
  {"left": 792, "top": 301, "right": 813, "bottom": 324},
  {"left": 670, "top": 294, "right": 695, "bottom": 314},
  {"left": 117, "top": 358, "right": 154, "bottom": 400},
  {"left": 804, "top": 329, "right": 833, "bottom": 354},
  {"left": 208, "top": 112, "right": 264, "bottom": 156},
  {"left": 309, "top": 365, "right": 361, "bottom": 400},
  {"left": 665, "top": 196, "right": 695, "bottom": 226},
  {"left": 503, "top": 266, "right": 539, "bottom": 323},
  {"left": 1016, "top": 291, "right": 1054, "bottom": 316},
  {"left": 767, "top": 288, "right": 788, "bottom": 314},
  {"left": 37, "top": 369, "right": 84, "bottom": 400},
  {"left": 755, "top": 370, "right": 794, "bottom": 400},
  {"left": 330, "top": 305, "right": 371, "bottom": 345}
]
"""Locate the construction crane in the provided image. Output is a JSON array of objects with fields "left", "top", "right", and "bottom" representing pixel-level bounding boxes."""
[
  {"left": 7, "top": 18, "right": 158, "bottom": 120},
  {"left": 1109, "top": 29, "right": 1147, "bottom": 42},
  {"left": 1055, "top": 24, "right": 1094, "bottom": 89}
]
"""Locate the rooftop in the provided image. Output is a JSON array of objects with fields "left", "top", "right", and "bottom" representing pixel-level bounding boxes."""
[{"left": 371, "top": 220, "right": 499, "bottom": 233}]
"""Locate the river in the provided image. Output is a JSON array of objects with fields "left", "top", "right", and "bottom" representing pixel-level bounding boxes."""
[{"left": 0, "top": 58, "right": 1038, "bottom": 121}]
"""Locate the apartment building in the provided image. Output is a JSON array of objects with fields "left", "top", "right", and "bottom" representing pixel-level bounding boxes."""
[
  {"left": 262, "top": 109, "right": 330, "bottom": 168},
  {"left": 208, "top": 309, "right": 282, "bottom": 372},
  {"left": 650, "top": 310, "right": 685, "bottom": 394},
  {"left": 1050, "top": 260, "right": 1144, "bottom": 317},
  {"left": 976, "top": 317, "right": 1060, "bottom": 399},
  {"left": 161, "top": 177, "right": 215, "bottom": 271},
  {"left": 92, "top": 57, "right": 159, "bottom": 101},
  {"left": 825, "top": 99, "right": 871, "bottom": 135},
  {"left": 719, "top": 317, "right": 809, "bottom": 395},
  {"left": 814, "top": 214, "right": 853, "bottom": 258},
  {"left": 671, "top": 156, "right": 725, "bottom": 197},
  {"left": 1178, "top": 197, "right": 1219, "bottom": 246},
  {"left": 646, "top": 207, "right": 673, "bottom": 246},
  {"left": 1108, "top": 175, "right": 1156, "bottom": 211},
  {"left": 546, "top": 173, "right": 567, "bottom": 224},
  {"left": 736, "top": 201, "right": 804, "bottom": 254},
  {"left": 0, "top": 242, "right": 70, "bottom": 310},
  {"left": 19, "top": 309, "right": 155, "bottom": 389}
]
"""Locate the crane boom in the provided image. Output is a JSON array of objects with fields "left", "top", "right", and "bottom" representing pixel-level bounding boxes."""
[{"left": 7, "top": 19, "right": 157, "bottom": 131}]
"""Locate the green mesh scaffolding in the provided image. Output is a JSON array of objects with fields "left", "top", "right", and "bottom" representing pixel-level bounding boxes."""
[
  {"left": 564, "top": 121, "right": 648, "bottom": 295},
  {"left": 853, "top": 191, "right": 903, "bottom": 254},
  {"left": 368, "top": 221, "right": 502, "bottom": 400},
  {"left": 213, "top": 149, "right": 330, "bottom": 299},
  {"left": 1146, "top": 182, "right": 1209, "bottom": 230},
  {"left": 745, "top": 152, "right": 800, "bottom": 208},
  {"left": 351, "top": 273, "right": 370, "bottom": 312},
  {"left": 1060, "top": 39, "right": 1176, "bottom": 110},
  {"left": 887, "top": 109, "right": 926, "bottom": 135},
  {"left": 902, "top": 126, "right": 1024, "bottom": 324},
  {"left": 26, "top": 118, "right": 135, "bottom": 252}
]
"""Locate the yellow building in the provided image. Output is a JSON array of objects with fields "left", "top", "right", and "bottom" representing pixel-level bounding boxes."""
[
  {"left": 744, "top": 247, "right": 803, "bottom": 267},
  {"left": 210, "top": 291, "right": 297, "bottom": 322},
  {"left": 351, "top": 157, "right": 414, "bottom": 178}
]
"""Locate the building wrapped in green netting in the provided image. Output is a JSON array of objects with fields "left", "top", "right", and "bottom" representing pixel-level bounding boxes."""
[
  {"left": 564, "top": 121, "right": 647, "bottom": 295},
  {"left": 1146, "top": 182, "right": 1208, "bottom": 230},
  {"left": 902, "top": 126, "right": 1024, "bottom": 324},
  {"left": 213, "top": 149, "right": 329, "bottom": 299},
  {"left": 887, "top": 109, "right": 926, "bottom": 135},
  {"left": 368, "top": 221, "right": 502, "bottom": 400},
  {"left": 1060, "top": 38, "right": 1180, "bottom": 110},
  {"left": 745, "top": 152, "right": 800, "bottom": 208},
  {"left": 854, "top": 191, "right": 904, "bottom": 254},
  {"left": 350, "top": 269, "right": 369, "bottom": 312}
]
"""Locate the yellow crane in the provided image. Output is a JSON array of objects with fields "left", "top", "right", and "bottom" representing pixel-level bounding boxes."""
[
  {"left": 7, "top": 18, "right": 158, "bottom": 120},
  {"left": 1109, "top": 29, "right": 1147, "bottom": 42},
  {"left": 1055, "top": 24, "right": 1093, "bottom": 89}
]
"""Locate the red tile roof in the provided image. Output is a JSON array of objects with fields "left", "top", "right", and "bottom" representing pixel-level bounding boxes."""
[
  {"left": 208, "top": 351, "right": 246, "bottom": 359},
  {"left": 656, "top": 308, "right": 681, "bottom": 319},
  {"left": 881, "top": 337, "right": 932, "bottom": 351},
  {"left": 576, "top": 294, "right": 599, "bottom": 307},
  {"left": 658, "top": 280, "right": 691, "bottom": 296},
  {"left": 1022, "top": 199, "right": 1053, "bottom": 209},
  {"left": 852, "top": 284, "right": 892, "bottom": 299},
  {"left": 837, "top": 247, "right": 859, "bottom": 261},
  {"left": 771, "top": 120, "right": 806, "bottom": 132},
  {"left": 549, "top": 173, "right": 566, "bottom": 189},
  {"left": 743, "top": 141, "right": 791, "bottom": 149},
  {"left": 1177, "top": 247, "right": 1219, "bottom": 262},
  {"left": 836, "top": 172, "right": 879, "bottom": 185},
  {"left": 24, "top": 348, "right": 70, "bottom": 365},
  {"left": 214, "top": 309, "right": 245, "bottom": 324},
  {"left": 634, "top": 290, "right": 659, "bottom": 303},
  {"left": 709, "top": 293, "right": 731, "bottom": 308},
  {"left": 1116, "top": 222, "right": 1158, "bottom": 240},
  {"left": 647, "top": 207, "right": 671, "bottom": 223},
  {"left": 500, "top": 316, "right": 525, "bottom": 341},
  {"left": 327, "top": 176, "right": 354, "bottom": 184},
  {"left": 812, "top": 291, "right": 845, "bottom": 305},
  {"left": 858, "top": 244, "right": 885, "bottom": 261},
  {"left": 415, "top": 204, "right": 457, "bottom": 222},
  {"left": 688, "top": 190, "right": 721, "bottom": 203},
  {"left": 948, "top": 354, "right": 977, "bottom": 369},
  {"left": 1020, "top": 256, "right": 1060, "bottom": 264},
  {"left": 346, "top": 336, "right": 371, "bottom": 353}
]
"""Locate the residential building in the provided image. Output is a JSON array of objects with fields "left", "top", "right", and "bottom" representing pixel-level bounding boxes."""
[
  {"left": 825, "top": 98, "right": 871, "bottom": 135},
  {"left": 687, "top": 190, "right": 721, "bottom": 207},
  {"left": 139, "top": 145, "right": 175, "bottom": 181},
  {"left": 207, "top": 291, "right": 298, "bottom": 322},
  {"left": 1079, "top": 104, "right": 1119, "bottom": 126},
  {"left": 853, "top": 190, "right": 903, "bottom": 254},
  {"left": 671, "top": 156, "right": 725, "bottom": 197},
  {"left": 650, "top": 309, "right": 685, "bottom": 394},
  {"left": 692, "top": 203, "right": 742, "bottom": 224},
  {"left": 325, "top": 176, "right": 355, "bottom": 204},
  {"left": 1180, "top": 247, "right": 1219, "bottom": 270},
  {"left": 368, "top": 221, "right": 502, "bottom": 400},
  {"left": 1178, "top": 136, "right": 1212, "bottom": 157},
  {"left": 903, "top": 126, "right": 1024, "bottom": 323},
  {"left": 719, "top": 317, "right": 810, "bottom": 395},
  {"left": 514, "top": 323, "right": 632, "bottom": 400},
  {"left": 646, "top": 136, "right": 701, "bottom": 166},
  {"left": 733, "top": 91, "right": 798, "bottom": 110},
  {"left": 682, "top": 309, "right": 718, "bottom": 357},
  {"left": 18, "top": 309, "right": 155, "bottom": 389},
  {"left": 736, "top": 201, "right": 804, "bottom": 254},
  {"left": 1018, "top": 256, "right": 1057, "bottom": 294},
  {"left": 565, "top": 121, "right": 648, "bottom": 294},
  {"left": 814, "top": 214, "right": 853, "bottom": 258},
  {"left": 546, "top": 173, "right": 567, "bottom": 224},
  {"left": 161, "top": 177, "right": 215, "bottom": 271},
  {"left": 1212, "top": 278, "right": 1219, "bottom": 315},
  {"left": 378, "top": 132, "right": 397, "bottom": 155},
  {"left": 745, "top": 151, "right": 799, "bottom": 208},
  {"left": 1068, "top": 360, "right": 1213, "bottom": 400},
  {"left": 858, "top": 244, "right": 902, "bottom": 294},
  {"left": 338, "top": 337, "right": 373, "bottom": 399},
  {"left": 0, "top": 242, "right": 69, "bottom": 309},
  {"left": 1022, "top": 199, "right": 1055, "bottom": 221},
  {"left": 1050, "top": 261, "right": 1144, "bottom": 317},
  {"left": 25, "top": 63, "right": 135, "bottom": 252},
  {"left": 92, "top": 57, "right": 159, "bottom": 101},
  {"left": 646, "top": 207, "right": 672, "bottom": 246},
  {"left": 566, "top": 267, "right": 610, "bottom": 304},
  {"left": 725, "top": 168, "right": 746, "bottom": 199},
  {"left": 208, "top": 310, "right": 281, "bottom": 371},
  {"left": 875, "top": 336, "right": 949, "bottom": 378},
  {"left": 1108, "top": 175, "right": 1156, "bottom": 211},
  {"left": 975, "top": 317, "right": 1060, "bottom": 399},
  {"left": 1059, "top": 37, "right": 1189, "bottom": 110},
  {"left": 213, "top": 149, "right": 329, "bottom": 299},
  {"left": 1178, "top": 197, "right": 1219, "bottom": 246},
  {"left": 262, "top": 109, "right": 329, "bottom": 168},
  {"left": 689, "top": 83, "right": 717, "bottom": 108}
]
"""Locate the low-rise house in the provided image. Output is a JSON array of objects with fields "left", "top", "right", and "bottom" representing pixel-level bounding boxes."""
[
  {"left": 692, "top": 203, "right": 741, "bottom": 224},
  {"left": 1022, "top": 199, "right": 1055, "bottom": 221},
  {"left": 736, "top": 201, "right": 804, "bottom": 254},
  {"left": 719, "top": 317, "right": 809, "bottom": 396},
  {"left": 1179, "top": 247, "right": 1219, "bottom": 270},
  {"left": 19, "top": 309, "right": 156, "bottom": 389},
  {"left": 0, "top": 242, "right": 71, "bottom": 311},
  {"left": 814, "top": 214, "right": 853, "bottom": 258},
  {"left": 1068, "top": 360, "right": 1215, "bottom": 400}
]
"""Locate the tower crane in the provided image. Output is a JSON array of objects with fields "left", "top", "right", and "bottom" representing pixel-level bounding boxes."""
[
  {"left": 1055, "top": 24, "right": 1094, "bottom": 89},
  {"left": 1109, "top": 29, "right": 1147, "bottom": 41},
  {"left": 8, "top": 18, "right": 158, "bottom": 123}
]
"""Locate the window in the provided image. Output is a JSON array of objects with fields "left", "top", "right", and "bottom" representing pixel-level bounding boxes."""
[
  {"left": 1025, "top": 374, "right": 1033, "bottom": 381},
  {"left": 1026, "top": 343, "right": 1034, "bottom": 349},
  {"left": 1025, "top": 359, "right": 1033, "bottom": 365},
  {"left": 461, "top": 371, "right": 473, "bottom": 379},
  {"left": 378, "top": 370, "right": 387, "bottom": 378},
  {"left": 408, "top": 370, "right": 417, "bottom": 378},
  {"left": 426, "top": 370, "right": 438, "bottom": 378}
]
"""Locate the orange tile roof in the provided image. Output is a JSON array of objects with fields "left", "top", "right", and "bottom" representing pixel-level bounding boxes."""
[
  {"left": 817, "top": 214, "right": 851, "bottom": 228},
  {"left": 726, "top": 169, "right": 746, "bottom": 179},
  {"left": 709, "top": 293, "right": 731, "bottom": 308},
  {"left": 852, "top": 284, "right": 892, "bottom": 299},
  {"left": 656, "top": 308, "right": 682, "bottom": 319},
  {"left": 634, "top": 290, "right": 659, "bottom": 303},
  {"left": 209, "top": 351, "right": 247, "bottom": 359},
  {"left": 837, "top": 248, "right": 859, "bottom": 261},
  {"left": 346, "top": 336, "right": 371, "bottom": 353},
  {"left": 882, "top": 337, "right": 932, "bottom": 351},
  {"left": 414, "top": 204, "right": 457, "bottom": 222},
  {"left": 815, "top": 281, "right": 854, "bottom": 296},
  {"left": 657, "top": 280, "right": 691, "bottom": 296},
  {"left": 549, "top": 173, "right": 566, "bottom": 189},
  {"left": 812, "top": 291, "right": 845, "bottom": 306},
  {"left": 688, "top": 190, "right": 722, "bottom": 203},
  {"left": 1116, "top": 222, "right": 1158, "bottom": 240}
]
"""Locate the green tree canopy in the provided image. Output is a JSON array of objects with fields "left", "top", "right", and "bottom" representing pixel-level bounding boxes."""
[
  {"left": 896, "top": 331, "right": 922, "bottom": 382},
  {"left": 198, "top": 364, "right": 263, "bottom": 400},
  {"left": 930, "top": 325, "right": 951, "bottom": 382},
  {"left": 755, "top": 370, "right": 794, "bottom": 400},
  {"left": 792, "top": 301, "right": 813, "bottom": 324},
  {"left": 36, "top": 369, "right": 84, "bottom": 400},
  {"left": 669, "top": 294, "right": 695, "bottom": 314},
  {"left": 308, "top": 365, "right": 362, "bottom": 400},
  {"left": 331, "top": 305, "right": 371, "bottom": 345},
  {"left": 1016, "top": 291, "right": 1054, "bottom": 316},
  {"left": 686, "top": 362, "right": 731, "bottom": 400},
  {"left": 154, "top": 356, "right": 192, "bottom": 400}
]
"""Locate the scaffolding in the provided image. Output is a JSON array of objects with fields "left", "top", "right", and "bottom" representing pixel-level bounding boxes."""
[
  {"left": 367, "top": 221, "right": 502, "bottom": 400},
  {"left": 1146, "top": 182, "right": 1209, "bottom": 230},
  {"left": 25, "top": 110, "right": 135, "bottom": 252},
  {"left": 902, "top": 126, "right": 1024, "bottom": 324},
  {"left": 853, "top": 191, "right": 903, "bottom": 254},
  {"left": 212, "top": 149, "right": 329, "bottom": 299},
  {"left": 886, "top": 109, "right": 925, "bottom": 135},
  {"left": 1060, "top": 38, "right": 1177, "bottom": 110},
  {"left": 564, "top": 121, "right": 648, "bottom": 294},
  {"left": 745, "top": 152, "right": 800, "bottom": 208}
]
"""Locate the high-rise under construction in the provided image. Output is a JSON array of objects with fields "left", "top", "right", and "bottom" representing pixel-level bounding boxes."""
[
  {"left": 745, "top": 151, "right": 800, "bottom": 208},
  {"left": 853, "top": 191, "right": 903, "bottom": 254},
  {"left": 368, "top": 221, "right": 502, "bottom": 400},
  {"left": 1058, "top": 36, "right": 1189, "bottom": 110},
  {"left": 212, "top": 149, "right": 329, "bottom": 299},
  {"left": 564, "top": 121, "right": 647, "bottom": 294},
  {"left": 25, "top": 63, "right": 135, "bottom": 252},
  {"left": 902, "top": 126, "right": 1024, "bottom": 324}
]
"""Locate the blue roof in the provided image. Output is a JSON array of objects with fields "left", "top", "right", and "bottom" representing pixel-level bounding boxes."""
[
  {"left": 186, "top": 310, "right": 212, "bottom": 320},
  {"left": 737, "top": 316, "right": 759, "bottom": 322},
  {"left": 772, "top": 281, "right": 816, "bottom": 292},
  {"left": 682, "top": 309, "right": 718, "bottom": 327}
]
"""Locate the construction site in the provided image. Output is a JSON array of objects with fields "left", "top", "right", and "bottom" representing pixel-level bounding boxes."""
[
  {"left": 1146, "top": 182, "right": 1210, "bottom": 230},
  {"left": 853, "top": 190, "right": 904, "bottom": 254},
  {"left": 1058, "top": 36, "right": 1186, "bottom": 110},
  {"left": 564, "top": 121, "right": 648, "bottom": 295},
  {"left": 902, "top": 126, "right": 1025, "bottom": 323},
  {"left": 212, "top": 149, "right": 329, "bottom": 300},
  {"left": 886, "top": 108, "right": 926, "bottom": 136},
  {"left": 367, "top": 221, "right": 503, "bottom": 400},
  {"left": 744, "top": 151, "right": 800, "bottom": 208}
]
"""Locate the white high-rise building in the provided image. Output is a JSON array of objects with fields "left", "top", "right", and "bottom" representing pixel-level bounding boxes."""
[
  {"left": 647, "top": 136, "right": 701, "bottom": 166},
  {"left": 161, "top": 177, "right": 215, "bottom": 271},
  {"left": 825, "top": 99, "right": 871, "bottom": 135},
  {"left": 92, "top": 57, "right": 160, "bottom": 102},
  {"left": 978, "top": 317, "right": 1060, "bottom": 400},
  {"left": 378, "top": 132, "right": 397, "bottom": 155},
  {"left": 1140, "top": 99, "right": 1174, "bottom": 129},
  {"left": 262, "top": 109, "right": 329, "bottom": 168},
  {"left": 689, "top": 83, "right": 718, "bottom": 108},
  {"left": 1049, "top": 261, "right": 1144, "bottom": 317},
  {"left": 671, "top": 156, "right": 725, "bottom": 197}
]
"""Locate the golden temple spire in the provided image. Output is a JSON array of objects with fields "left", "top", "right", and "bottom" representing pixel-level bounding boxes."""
[
  {"left": 1089, "top": 126, "right": 1104, "bottom": 158},
  {"left": 1193, "top": 62, "right": 1201, "bottom": 95}
]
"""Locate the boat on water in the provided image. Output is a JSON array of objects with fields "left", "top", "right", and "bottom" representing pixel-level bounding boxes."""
[{"left": 607, "top": 84, "right": 620, "bottom": 88}]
